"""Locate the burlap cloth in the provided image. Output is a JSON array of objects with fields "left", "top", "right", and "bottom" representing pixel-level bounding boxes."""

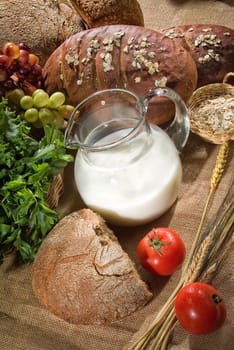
[{"left": 0, "top": 1, "right": 233, "bottom": 349}]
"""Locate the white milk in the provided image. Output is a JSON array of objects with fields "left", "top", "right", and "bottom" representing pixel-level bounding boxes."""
[{"left": 74, "top": 125, "right": 182, "bottom": 226}]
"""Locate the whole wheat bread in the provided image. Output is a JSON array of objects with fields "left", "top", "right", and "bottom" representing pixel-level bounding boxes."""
[
  {"left": 0, "top": 0, "right": 144, "bottom": 65},
  {"left": 69, "top": 0, "right": 144, "bottom": 28},
  {"left": 32, "top": 209, "right": 152, "bottom": 325}
]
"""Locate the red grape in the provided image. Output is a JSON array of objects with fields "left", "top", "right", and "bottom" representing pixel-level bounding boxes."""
[
  {"left": 18, "top": 43, "right": 30, "bottom": 51},
  {"left": 28, "top": 53, "right": 39, "bottom": 66},
  {"left": 31, "top": 64, "right": 42, "bottom": 77},
  {"left": 19, "top": 64, "right": 31, "bottom": 76},
  {"left": 3, "top": 42, "right": 20, "bottom": 59},
  {"left": 18, "top": 49, "right": 29, "bottom": 66},
  {"left": 0, "top": 54, "right": 11, "bottom": 69},
  {"left": 0, "top": 41, "right": 42, "bottom": 96}
]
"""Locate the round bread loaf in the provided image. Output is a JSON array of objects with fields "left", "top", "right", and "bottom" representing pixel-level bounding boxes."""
[
  {"left": 162, "top": 24, "right": 234, "bottom": 88},
  {"left": 32, "top": 209, "right": 152, "bottom": 325},
  {"left": 0, "top": 1, "right": 144, "bottom": 66},
  {"left": 0, "top": 0, "right": 85, "bottom": 65},
  {"left": 43, "top": 25, "right": 197, "bottom": 125},
  {"left": 70, "top": 0, "right": 144, "bottom": 28}
]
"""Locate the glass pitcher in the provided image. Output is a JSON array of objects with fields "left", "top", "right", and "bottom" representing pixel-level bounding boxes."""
[{"left": 64, "top": 87, "right": 190, "bottom": 226}]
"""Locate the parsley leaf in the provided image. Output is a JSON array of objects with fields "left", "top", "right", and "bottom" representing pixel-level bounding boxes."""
[{"left": 0, "top": 98, "right": 73, "bottom": 263}]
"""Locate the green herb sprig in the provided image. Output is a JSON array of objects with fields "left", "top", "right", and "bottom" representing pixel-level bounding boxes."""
[{"left": 0, "top": 98, "right": 73, "bottom": 263}]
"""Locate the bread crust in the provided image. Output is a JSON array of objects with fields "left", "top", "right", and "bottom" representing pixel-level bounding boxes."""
[
  {"left": 32, "top": 209, "right": 152, "bottom": 325},
  {"left": 69, "top": 0, "right": 144, "bottom": 27},
  {"left": 43, "top": 24, "right": 198, "bottom": 125},
  {"left": 162, "top": 24, "right": 234, "bottom": 88}
]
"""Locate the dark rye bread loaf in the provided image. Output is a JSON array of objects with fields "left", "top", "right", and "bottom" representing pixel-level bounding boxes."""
[
  {"left": 162, "top": 24, "right": 234, "bottom": 88},
  {"left": 32, "top": 209, "right": 152, "bottom": 325},
  {"left": 43, "top": 24, "right": 197, "bottom": 125}
]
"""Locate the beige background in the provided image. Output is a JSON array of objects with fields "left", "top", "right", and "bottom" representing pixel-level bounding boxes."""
[
  {"left": 0, "top": 1, "right": 234, "bottom": 350},
  {"left": 139, "top": 0, "right": 234, "bottom": 30}
]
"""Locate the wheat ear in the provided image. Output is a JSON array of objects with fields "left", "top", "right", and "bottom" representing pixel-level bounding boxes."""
[
  {"left": 182, "top": 142, "right": 230, "bottom": 277},
  {"left": 210, "top": 142, "right": 229, "bottom": 192}
]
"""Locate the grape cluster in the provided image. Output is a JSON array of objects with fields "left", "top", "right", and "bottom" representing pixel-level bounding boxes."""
[
  {"left": 0, "top": 42, "right": 42, "bottom": 98},
  {"left": 7, "top": 88, "right": 74, "bottom": 128}
]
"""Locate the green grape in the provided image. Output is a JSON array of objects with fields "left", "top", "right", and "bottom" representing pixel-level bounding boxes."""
[
  {"left": 57, "top": 104, "right": 74, "bottom": 119},
  {"left": 51, "top": 110, "right": 65, "bottom": 128},
  {"left": 33, "top": 91, "right": 50, "bottom": 108},
  {"left": 24, "top": 108, "right": 39, "bottom": 123},
  {"left": 32, "top": 88, "right": 46, "bottom": 98},
  {"left": 38, "top": 107, "right": 54, "bottom": 124},
  {"left": 20, "top": 95, "right": 34, "bottom": 110},
  {"left": 49, "top": 91, "right": 66, "bottom": 108},
  {"left": 6, "top": 89, "right": 25, "bottom": 106}
]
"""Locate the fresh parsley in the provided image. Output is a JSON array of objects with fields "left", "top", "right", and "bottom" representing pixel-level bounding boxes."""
[{"left": 0, "top": 98, "right": 73, "bottom": 263}]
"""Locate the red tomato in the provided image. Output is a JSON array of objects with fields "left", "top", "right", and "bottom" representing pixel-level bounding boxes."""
[
  {"left": 137, "top": 227, "right": 186, "bottom": 276},
  {"left": 175, "top": 282, "right": 227, "bottom": 335}
]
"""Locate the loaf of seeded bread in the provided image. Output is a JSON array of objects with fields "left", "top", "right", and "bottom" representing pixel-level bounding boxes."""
[
  {"left": 32, "top": 209, "right": 152, "bottom": 325},
  {"left": 43, "top": 24, "right": 198, "bottom": 125},
  {"left": 162, "top": 24, "right": 234, "bottom": 88}
]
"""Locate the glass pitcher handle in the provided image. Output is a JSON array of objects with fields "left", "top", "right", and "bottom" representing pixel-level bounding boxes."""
[{"left": 144, "top": 87, "right": 190, "bottom": 152}]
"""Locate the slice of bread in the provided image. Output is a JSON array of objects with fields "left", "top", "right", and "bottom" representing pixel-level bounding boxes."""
[{"left": 32, "top": 208, "right": 152, "bottom": 325}]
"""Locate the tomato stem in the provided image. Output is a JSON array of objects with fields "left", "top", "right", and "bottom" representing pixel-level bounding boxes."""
[
  {"left": 148, "top": 229, "right": 169, "bottom": 255},
  {"left": 212, "top": 293, "right": 223, "bottom": 304}
]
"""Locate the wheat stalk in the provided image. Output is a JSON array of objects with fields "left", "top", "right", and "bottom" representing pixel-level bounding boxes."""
[
  {"left": 183, "top": 235, "right": 212, "bottom": 284},
  {"left": 199, "top": 199, "right": 234, "bottom": 283},
  {"left": 210, "top": 142, "right": 229, "bottom": 192},
  {"left": 128, "top": 142, "right": 232, "bottom": 350},
  {"left": 182, "top": 142, "right": 230, "bottom": 277}
]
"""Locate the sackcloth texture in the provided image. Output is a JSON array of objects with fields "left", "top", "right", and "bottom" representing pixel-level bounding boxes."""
[{"left": 0, "top": 1, "right": 234, "bottom": 349}]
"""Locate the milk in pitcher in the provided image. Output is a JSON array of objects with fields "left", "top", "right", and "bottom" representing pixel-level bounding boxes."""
[{"left": 74, "top": 124, "right": 182, "bottom": 226}]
